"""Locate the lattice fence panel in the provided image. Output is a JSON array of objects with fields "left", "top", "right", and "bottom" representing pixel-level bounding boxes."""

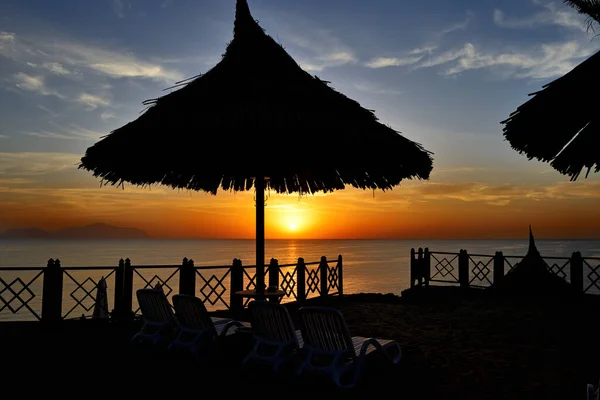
[
  {"left": 468, "top": 255, "right": 494, "bottom": 287},
  {"left": 0, "top": 270, "right": 44, "bottom": 321},
  {"left": 429, "top": 253, "right": 459, "bottom": 283},
  {"left": 584, "top": 259, "right": 600, "bottom": 294},
  {"left": 544, "top": 258, "right": 570, "bottom": 282},
  {"left": 327, "top": 264, "right": 339, "bottom": 293},
  {"left": 196, "top": 268, "right": 231, "bottom": 311},
  {"left": 305, "top": 264, "right": 321, "bottom": 299},
  {"left": 279, "top": 266, "right": 297, "bottom": 300},
  {"left": 63, "top": 268, "right": 117, "bottom": 319},
  {"left": 132, "top": 267, "right": 180, "bottom": 315}
]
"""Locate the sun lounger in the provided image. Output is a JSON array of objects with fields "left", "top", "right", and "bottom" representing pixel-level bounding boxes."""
[
  {"left": 588, "top": 382, "right": 598, "bottom": 400},
  {"left": 243, "top": 300, "right": 303, "bottom": 372},
  {"left": 170, "top": 294, "right": 249, "bottom": 358},
  {"left": 132, "top": 288, "right": 178, "bottom": 347},
  {"left": 297, "top": 306, "right": 402, "bottom": 388}
]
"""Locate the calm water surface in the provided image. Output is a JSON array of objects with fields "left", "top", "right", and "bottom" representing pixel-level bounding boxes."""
[{"left": 1, "top": 239, "right": 598, "bottom": 321}]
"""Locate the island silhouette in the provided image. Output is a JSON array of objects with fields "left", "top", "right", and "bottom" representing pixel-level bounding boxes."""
[{"left": 0, "top": 223, "right": 151, "bottom": 240}]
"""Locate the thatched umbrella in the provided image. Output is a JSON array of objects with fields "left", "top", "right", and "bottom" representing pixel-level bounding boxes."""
[
  {"left": 501, "top": 1, "right": 600, "bottom": 180},
  {"left": 501, "top": 50, "right": 600, "bottom": 180},
  {"left": 79, "top": 0, "right": 433, "bottom": 292}
]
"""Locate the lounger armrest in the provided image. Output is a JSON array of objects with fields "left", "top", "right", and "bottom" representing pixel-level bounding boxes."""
[{"left": 218, "top": 320, "right": 246, "bottom": 337}]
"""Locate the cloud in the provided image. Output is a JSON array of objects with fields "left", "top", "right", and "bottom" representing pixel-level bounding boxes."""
[
  {"left": 77, "top": 93, "right": 111, "bottom": 110},
  {"left": 297, "top": 49, "right": 356, "bottom": 72},
  {"left": 37, "top": 105, "right": 59, "bottom": 117},
  {"left": 365, "top": 56, "right": 423, "bottom": 69},
  {"left": 113, "top": 0, "right": 125, "bottom": 18},
  {"left": 0, "top": 31, "right": 183, "bottom": 82},
  {"left": 416, "top": 40, "right": 598, "bottom": 79},
  {"left": 364, "top": 13, "right": 470, "bottom": 70},
  {"left": 13, "top": 72, "right": 64, "bottom": 97},
  {"left": 0, "top": 31, "right": 15, "bottom": 47},
  {"left": 409, "top": 46, "right": 438, "bottom": 55},
  {"left": 405, "top": 180, "right": 600, "bottom": 205},
  {"left": 22, "top": 124, "right": 103, "bottom": 141},
  {"left": 41, "top": 62, "right": 73, "bottom": 75},
  {"left": 259, "top": 12, "right": 357, "bottom": 72},
  {"left": 101, "top": 111, "right": 116, "bottom": 120},
  {"left": 441, "top": 11, "right": 474, "bottom": 34},
  {"left": 352, "top": 82, "right": 403, "bottom": 95},
  {"left": 417, "top": 46, "right": 467, "bottom": 68},
  {"left": 0, "top": 152, "right": 81, "bottom": 176},
  {"left": 493, "top": 2, "right": 587, "bottom": 31},
  {"left": 0, "top": 135, "right": 8, "bottom": 139}
]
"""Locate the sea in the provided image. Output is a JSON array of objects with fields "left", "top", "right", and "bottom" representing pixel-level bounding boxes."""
[{"left": 1, "top": 239, "right": 599, "bottom": 321}]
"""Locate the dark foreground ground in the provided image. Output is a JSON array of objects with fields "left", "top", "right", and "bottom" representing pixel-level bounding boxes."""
[{"left": 1, "top": 287, "right": 597, "bottom": 399}]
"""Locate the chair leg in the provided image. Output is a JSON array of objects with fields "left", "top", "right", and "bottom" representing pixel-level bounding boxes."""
[{"left": 242, "top": 341, "right": 261, "bottom": 366}]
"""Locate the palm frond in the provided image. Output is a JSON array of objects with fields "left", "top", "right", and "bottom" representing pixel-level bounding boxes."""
[{"left": 564, "top": 0, "right": 600, "bottom": 32}]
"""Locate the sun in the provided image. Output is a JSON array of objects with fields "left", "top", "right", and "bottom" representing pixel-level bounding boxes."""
[{"left": 289, "top": 223, "right": 297, "bottom": 231}]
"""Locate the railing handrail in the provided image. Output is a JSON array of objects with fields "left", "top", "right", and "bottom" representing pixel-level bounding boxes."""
[
  {"left": 429, "top": 251, "right": 599, "bottom": 261},
  {"left": 0, "top": 266, "right": 46, "bottom": 271},
  {"left": 414, "top": 247, "right": 600, "bottom": 295},
  {"left": 0, "top": 255, "right": 344, "bottom": 322},
  {"left": 0, "top": 258, "right": 340, "bottom": 271}
]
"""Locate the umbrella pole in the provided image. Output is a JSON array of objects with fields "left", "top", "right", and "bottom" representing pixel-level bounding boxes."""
[{"left": 255, "top": 175, "right": 265, "bottom": 292}]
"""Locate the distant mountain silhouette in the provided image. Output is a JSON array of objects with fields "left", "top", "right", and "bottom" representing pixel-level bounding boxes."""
[
  {"left": 0, "top": 223, "right": 151, "bottom": 239},
  {"left": 1, "top": 227, "right": 52, "bottom": 239}
]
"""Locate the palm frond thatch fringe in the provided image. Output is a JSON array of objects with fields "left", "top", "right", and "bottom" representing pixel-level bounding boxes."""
[
  {"left": 78, "top": 0, "right": 433, "bottom": 195},
  {"left": 500, "top": 50, "right": 600, "bottom": 180},
  {"left": 564, "top": 0, "right": 600, "bottom": 31}
]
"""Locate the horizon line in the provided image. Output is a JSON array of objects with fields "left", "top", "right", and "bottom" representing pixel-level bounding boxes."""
[{"left": 1, "top": 237, "right": 598, "bottom": 241}]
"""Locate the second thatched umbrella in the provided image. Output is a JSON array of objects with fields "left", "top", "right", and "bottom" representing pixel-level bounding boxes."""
[
  {"left": 501, "top": 49, "right": 600, "bottom": 180},
  {"left": 79, "top": 0, "right": 433, "bottom": 292}
]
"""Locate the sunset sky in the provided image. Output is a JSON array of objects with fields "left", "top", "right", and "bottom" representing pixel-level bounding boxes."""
[{"left": 1, "top": 0, "right": 599, "bottom": 239}]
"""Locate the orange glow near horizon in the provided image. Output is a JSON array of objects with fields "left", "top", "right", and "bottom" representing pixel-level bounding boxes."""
[
  {"left": 1, "top": 183, "right": 599, "bottom": 240},
  {"left": 1, "top": 166, "right": 600, "bottom": 240}
]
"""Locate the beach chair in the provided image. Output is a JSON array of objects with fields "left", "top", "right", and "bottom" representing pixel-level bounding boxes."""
[
  {"left": 588, "top": 381, "right": 599, "bottom": 400},
  {"left": 297, "top": 306, "right": 402, "bottom": 389},
  {"left": 169, "top": 294, "right": 249, "bottom": 358},
  {"left": 243, "top": 300, "right": 304, "bottom": 372},
  {"left": 132, "top": 288, "right": 177, "bottom": 347}
]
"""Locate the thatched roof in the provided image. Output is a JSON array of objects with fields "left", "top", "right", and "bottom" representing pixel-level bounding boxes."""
[
  {"left": 501, "top": 50, "right": 600, "bottom": 180},
  {"left": 79, "top": 0, "right": 433, "bottom": 194},
  {"left": 488, "top": 227, "right": 576, "bottom": 296}
]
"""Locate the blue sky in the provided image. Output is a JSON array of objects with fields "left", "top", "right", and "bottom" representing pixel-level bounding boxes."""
[{"left": 0, "top": 0, "right": 599, "bottom": 238}]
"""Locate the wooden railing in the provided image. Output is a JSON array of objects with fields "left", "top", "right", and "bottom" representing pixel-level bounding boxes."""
[
  {"left": 410, "top": 248, "right": 600, "bottom": 294},
  {"left": 0, "top": 255, "right": 343, "bottom": 322}
]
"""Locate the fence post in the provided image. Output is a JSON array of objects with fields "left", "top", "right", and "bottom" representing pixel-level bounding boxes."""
[
  {"left": 268, "top": 258, "right": 279, "bottom": 289},
  {"left": 230, "top": 258, "right": 244, "bottom": 315},
  {"left": 410, "top": 248, "right": 416, "bottom": 287},
  {"left": 296, "top": 258, "right": 306, "bottom": 303},
  {"left": 41, "top": 258, "right": 63, "bottom": 323},
  {"left": 570, "top": 251, "right": 584, "bottom": 293},
  {"left": 424, "top": 248, "right": 430, "bottom": 287},
  {"left": 337, "top": 254, "right": 343, "bottom": 296},
  {"left": 458, "top": 250, "right": 469, "bottom": 289},
  {"left": 179, "top": 257, "right": 196, "bottom": 296},
  {"left": 493, "top": 251, "right": 505, "bottom": 285},
  {"left": 320, "top": 256, "right": 328, "bottom": 297},
  {"left": 417, "top": 248, "right": 424, "bottom": 287},
  {"left": 113, "top": 259, "right": 125, "bottom": 321},
  {"left": 122, "top": 258, "right": 133, "bottom": 321}
]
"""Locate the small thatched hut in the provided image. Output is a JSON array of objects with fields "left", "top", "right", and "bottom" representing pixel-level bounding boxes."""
[{"left": 489, "top": 227, "right": 576, "bottom": 297}]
